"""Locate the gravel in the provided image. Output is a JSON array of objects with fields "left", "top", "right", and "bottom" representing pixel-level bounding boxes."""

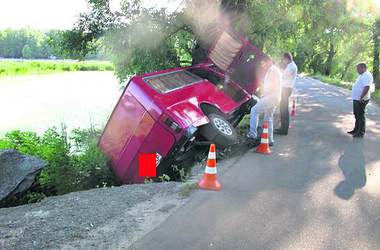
[{"left": 0, "top": 182, "right": 191, "bottom": 250}]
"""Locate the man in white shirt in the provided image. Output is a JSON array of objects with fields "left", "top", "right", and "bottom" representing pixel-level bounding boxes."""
[
  {"left": 347, "top": 62, "right": 373, "bottom": 137},
  {"left": 274, "top": 52, "right": 298, "bottom": 135},
  {"left": 247, "top": 55, "right": 282, "bottom": 146}
]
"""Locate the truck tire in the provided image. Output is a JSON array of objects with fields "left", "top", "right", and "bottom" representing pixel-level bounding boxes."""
[{"left": 199, "top": 113, "right": 238, "bottom": 148}]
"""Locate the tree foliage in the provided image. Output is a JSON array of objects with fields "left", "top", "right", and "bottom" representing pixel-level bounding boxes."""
[
  {"left": 55, "top": 0, "right": 380, "bottom": 83},
  {"left": 0, "top": 27, "right": 108, "bottom": 60},
  {"left": 0, "top": 28, "right": 57, "bottom": 58}
]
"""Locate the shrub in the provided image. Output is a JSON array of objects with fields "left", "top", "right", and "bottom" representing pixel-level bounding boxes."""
[
  {"left": 14, "top": 67, "right": 28, "bottom": 74},
  {"left": 45, "top": 64, "right": 57, "bottom": 70},
  {"left": 62, "top": 65, "right": 71, "bottom": 71},
  {"left": 105, "top": 65, "right": 115, "bottom": 71},
  {"left": 85, "top": 64, "right": 101, "bottom": 71},
  {"left": 0, "top": 125, "right": 119, "bottom": 205}
]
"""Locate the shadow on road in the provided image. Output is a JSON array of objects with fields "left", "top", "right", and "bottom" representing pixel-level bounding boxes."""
[{"left": 334, "top": 139, "right": 366, "bottom": 200}]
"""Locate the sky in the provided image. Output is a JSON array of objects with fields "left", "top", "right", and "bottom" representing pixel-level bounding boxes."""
[{"left": 0, "top": 0, "right": 184, "bottom": 31}]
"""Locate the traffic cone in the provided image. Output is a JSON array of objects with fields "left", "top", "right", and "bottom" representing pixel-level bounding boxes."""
[
  {"left": 198, "top": 143, "right": 222, "bottom": 191},
  {"left": 255, "top": 123, "right": 273, "bottom": 154},
  {"left": 290, "top": 99, "right": 298, "bottom": 116}
]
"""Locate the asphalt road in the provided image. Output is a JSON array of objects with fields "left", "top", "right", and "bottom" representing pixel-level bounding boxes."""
[
  {"left": 0, "top": 72, "right": 121, "bottom": 136},
  {"left": 129, "top": 76, "right": 380, "bottom": 249}
]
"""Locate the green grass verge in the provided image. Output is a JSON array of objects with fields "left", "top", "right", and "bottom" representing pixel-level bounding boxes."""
[
  {"left": 0, "top": 60, "right": 115, "bottom": 77},
  {"left": 311, "top": 74, "right": 353, "bottom": 90},
  {"left": 310, "top": 74, "right": 380, "bottom": 105}
]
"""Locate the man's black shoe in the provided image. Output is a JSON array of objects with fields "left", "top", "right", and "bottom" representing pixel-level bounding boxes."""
[
  {"left": 347, "top": 130, "right": 356, "bottom": 134},
  {"left": 274, "top": 129, "right": 287, "bottom": 135},
  {"left": 352, "top": 133, "right": 364, "bottom": 138},
  {"left": 269, "top": 142, "right": 274, "bottom": 147}
]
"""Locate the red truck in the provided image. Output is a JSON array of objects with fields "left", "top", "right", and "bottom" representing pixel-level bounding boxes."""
[{"left": 98, "top": 28, "right": 267, "bottom": 184}]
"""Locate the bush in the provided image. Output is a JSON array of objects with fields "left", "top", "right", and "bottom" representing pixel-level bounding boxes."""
[
  {"left": 14, "top": 66, "right": 28, "bottom": 74},
  {"left": 105, "top": 65, "right": 115, "bottom": 71},
  {"left": 84, "top": 64, "right": 101, "bottom": 71},
  {"left": 62, "top": 65, "right": 71, "bottom": 71},
  {"left": 0, "top": 125, "right": 119, "bottom": 205},
  {"left": 45, "top": 63, "right": 57, "bottom": 70}
]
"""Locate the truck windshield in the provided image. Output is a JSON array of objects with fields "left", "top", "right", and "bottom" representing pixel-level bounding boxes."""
[{"left": 143, "top": 70, "right": 202, "bottom": 93}]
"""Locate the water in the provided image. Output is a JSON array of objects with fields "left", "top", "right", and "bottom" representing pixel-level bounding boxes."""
[{"left": 0, "top": 71, "right": 122, "bottom": 137}]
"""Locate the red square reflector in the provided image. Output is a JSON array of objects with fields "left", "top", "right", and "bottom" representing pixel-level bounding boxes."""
[{"left": 139, "top": 154, "right": 156, "bottom": 177}]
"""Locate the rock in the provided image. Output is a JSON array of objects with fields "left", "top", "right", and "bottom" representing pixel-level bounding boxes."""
[{"left": 0, "top": 149, "right": 48, "bottom": 201}]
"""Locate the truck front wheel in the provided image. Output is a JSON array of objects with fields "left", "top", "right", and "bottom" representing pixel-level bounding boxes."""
[{"left": 199, "top": 113, "right": 238, "bottom": 148}]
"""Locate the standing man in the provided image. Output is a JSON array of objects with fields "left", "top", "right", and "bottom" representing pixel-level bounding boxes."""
[
  {"left": 347, "top": 62, "right": 373, "bottom": 138},
  {"left": 247, "top": 55, "right": 282, "bottom": 146},
  {"left": 274, "top": 52, "right": 298, "bottom": 135}
]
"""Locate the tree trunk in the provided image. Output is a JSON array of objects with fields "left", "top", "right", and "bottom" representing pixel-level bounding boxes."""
[
  {"left": 373, "top": 20, "right": 380, "bottom": 87},
  {"left": 191, "top": 42, "right": 208, "bottom": 65},
  {"left": 325, "top": 34, "right": 335, "bottom": 76}
]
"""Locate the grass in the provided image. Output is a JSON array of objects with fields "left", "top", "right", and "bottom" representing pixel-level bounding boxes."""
[
  {"left": 180, "top": 183, "right": 198, "bottom": 197},
  {"left": 310, "top": 74, "right": 380, "bottom": 105},
  {"left": 311, "top": 74, "right": 353, "bottom": 89},
  {"left": 0, "top": 60, "right": 115, "bottom": 77}
]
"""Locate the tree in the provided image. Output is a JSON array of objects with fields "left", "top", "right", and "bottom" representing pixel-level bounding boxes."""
[
  {"left": 55, "top": 0, "right": 256, "bottom": 80},
  {"left": 56, "top": 0, "right": 379, "bottom": 84},
  {"left": 373, "top": 20, "right": 380, "bottom": 86},
  {"left": 22, "top": 44, "right": 34, "bottom": 58},
  {"left": 0, "top": 28, "right": 63, "bottom": 59}
]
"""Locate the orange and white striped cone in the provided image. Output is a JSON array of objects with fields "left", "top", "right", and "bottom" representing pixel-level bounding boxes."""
[
  {"left": 290, "top": 99, "right": 298, "bottom": 116},
  {"left": 198, "top": 143, "right": 222, "bottom": 191},
  {"left": 255, "top": 123, "right": 273, "bottom": 154}
]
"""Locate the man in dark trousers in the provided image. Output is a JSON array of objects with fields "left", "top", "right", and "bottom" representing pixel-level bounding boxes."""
[
  {"left": 347, "top": 62, "right": 373, "bottom": 137},
  {"left": 274, "top": 52, "right": 298, "bottom": 135}
]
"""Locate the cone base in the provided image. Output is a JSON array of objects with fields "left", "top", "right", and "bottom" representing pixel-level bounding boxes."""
[
  {"left": 198, "top": 178, "right": 222, "bottom": 191},
  {"left": 255, "top": 144, "right": 273, "bottom": 154}
]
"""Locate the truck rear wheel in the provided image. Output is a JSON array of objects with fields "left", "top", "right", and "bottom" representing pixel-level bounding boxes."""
[{"left": 199, "top": 113, "right": 238, "bottom": 148}]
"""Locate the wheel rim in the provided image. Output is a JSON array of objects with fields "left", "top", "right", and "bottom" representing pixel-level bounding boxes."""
[{"left": 213, "top": 117, "right": 233, "bottom": 136}]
